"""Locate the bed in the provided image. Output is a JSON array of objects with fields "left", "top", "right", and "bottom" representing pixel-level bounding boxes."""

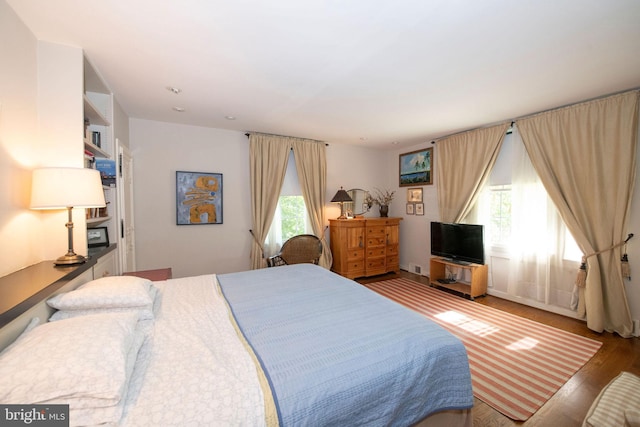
[{"left": 0, "top": 264, "right": 473, "bottom": 426}]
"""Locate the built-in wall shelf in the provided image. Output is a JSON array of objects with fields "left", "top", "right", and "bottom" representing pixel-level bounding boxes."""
[
  {"left": 84, "top": 141, "right": 110, "bottom": 158},
  {"left": 83, "top": 94, "right": 110, "bottom": 126},
  {"left": 87, "top": 216, "right": 111, "bottom": 225},
  {"left": 83, "top": 54, "right": 118, "bottom": 273}
]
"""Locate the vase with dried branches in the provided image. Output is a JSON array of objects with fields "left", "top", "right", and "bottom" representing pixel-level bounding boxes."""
[{"left": 365, "top": 188, "right": 395, "bottom": 217}]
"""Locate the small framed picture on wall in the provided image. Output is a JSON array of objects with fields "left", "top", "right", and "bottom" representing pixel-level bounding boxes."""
[
  {"left": 415, "top": 203, "right": 424, "bottom": 215},
  {"left": 407, "top": 188, "right": 423, "bottom": 202},
  {"left": 406, "top": 203, "right": 414, "bottom": 215}
]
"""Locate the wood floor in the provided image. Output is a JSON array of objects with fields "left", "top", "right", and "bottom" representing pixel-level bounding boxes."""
[{"left": 356, "top": 270, "right": 640, "bottom": 427}]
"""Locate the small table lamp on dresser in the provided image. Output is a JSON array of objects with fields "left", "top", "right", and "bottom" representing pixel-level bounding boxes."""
[{"left": 331, "top": 187, "right": 353, "bottom": 219}]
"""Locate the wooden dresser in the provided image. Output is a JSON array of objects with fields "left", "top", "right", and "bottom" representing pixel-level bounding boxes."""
[{"left": 330, "top": 217, "right": 401, "bottom": 279}]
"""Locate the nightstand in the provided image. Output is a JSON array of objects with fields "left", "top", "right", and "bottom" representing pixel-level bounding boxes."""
[{"left": 123, "top": 268, "right": 172, "bottom": 281}]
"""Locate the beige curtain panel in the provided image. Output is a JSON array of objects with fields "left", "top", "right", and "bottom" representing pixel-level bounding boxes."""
[
  {"left": 249, "top": 133, "right": 331, "bottom": 270},
  {"left": 436, "top": 123, "right": 509, "bottom": 223},
  {"left": 249, "top": 133, "right": 291, "bottom": 269},
  {"left": 292, "top": 140, "right": 332, "bottom": 268},
  {"left": 518, "top": 90, "right": 639, "bottom": 337}
]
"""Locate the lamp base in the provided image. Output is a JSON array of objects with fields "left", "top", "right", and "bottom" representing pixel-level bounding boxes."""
[{"left": 54, "top": 253, "right": 88, "bottom": 266}]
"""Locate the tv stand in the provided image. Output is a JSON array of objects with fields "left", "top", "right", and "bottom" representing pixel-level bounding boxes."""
[
  {"left": 429, "top": 256, "right": 488, "bottom": 300},
  {"left": 442, "top": 258, "right": 471, "bottom": 266}
]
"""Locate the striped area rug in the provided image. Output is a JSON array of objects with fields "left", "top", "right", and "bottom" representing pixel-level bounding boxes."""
[{"left": 361, "top": 278, "right": 602, "bottom": 421}]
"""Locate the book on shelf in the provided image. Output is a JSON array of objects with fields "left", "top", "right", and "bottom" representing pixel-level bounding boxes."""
[{"left": 95, "top": 158, "right": 116, "bottom": 187}]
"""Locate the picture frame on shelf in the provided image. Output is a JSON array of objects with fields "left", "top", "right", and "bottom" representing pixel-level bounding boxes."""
[
  {"left": 176, "top": 171, "right": 223, "bottom": 225},
  {"left": 415, "top": 203, "right": 424, "bottom": 215},
  {"left": 87, "top": 227, "right": 109, "bottom": 248},
  {"left": 92, "top": 131, "right": 101, "bottom": 148},
  {"left": 399, "top": 147, "right": 433, "bottom": 187}
]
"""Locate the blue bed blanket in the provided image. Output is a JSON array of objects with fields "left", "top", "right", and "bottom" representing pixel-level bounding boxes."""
[{"left": 217, "top": 264, "right": 473, "bottom": 427}]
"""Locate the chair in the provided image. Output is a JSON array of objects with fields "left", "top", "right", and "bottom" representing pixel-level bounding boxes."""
[{"left": 267, "top": 234, "right": 323, "bottom": 267}]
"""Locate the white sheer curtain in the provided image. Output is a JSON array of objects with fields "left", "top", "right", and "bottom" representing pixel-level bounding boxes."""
[
  {"left": 506, "top": 125, "right": 579, "bottom": 310},
  {"left": 264, "top": 150, "right": 313, "bottom": 257},
  {"left": 476, "top": 126, "right": 580, "bottom": 314}
]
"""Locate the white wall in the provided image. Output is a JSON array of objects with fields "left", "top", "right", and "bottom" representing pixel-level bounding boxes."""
[
  {"left": 0, "top": 4, "right": 86, "bottom": 275},
  {"left": 0, "top": 0, "right": 40, "bottom": 276},
  {"left": 325, "top": 142, "right": 391, "bottom": 220},
  {"left": 129, "top": 120, "right": 250, "bottom": 277},
  {"left": 129, "top": 119, "right": 389, "bottom": 278}
]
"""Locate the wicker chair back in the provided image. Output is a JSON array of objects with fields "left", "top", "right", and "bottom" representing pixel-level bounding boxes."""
[{"left": 267, "top": 234, "right": 323, "bottom": 267}]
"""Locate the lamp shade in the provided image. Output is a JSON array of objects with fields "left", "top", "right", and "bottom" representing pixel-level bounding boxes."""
[
  {"left": 331, "top": 187, "right": 352, "bottom": 203},
  {"left": 30, "top": 167, "right": 106, "bottom": 209}
]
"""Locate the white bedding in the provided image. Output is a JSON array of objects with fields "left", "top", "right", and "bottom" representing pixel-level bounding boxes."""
[{"left": 120, "top": 274, "right": 266, "bottom": 426}]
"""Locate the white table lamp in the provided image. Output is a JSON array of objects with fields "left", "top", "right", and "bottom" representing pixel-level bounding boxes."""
[{"left": 30, "top": 167, "right": 106, "bottom": 265}]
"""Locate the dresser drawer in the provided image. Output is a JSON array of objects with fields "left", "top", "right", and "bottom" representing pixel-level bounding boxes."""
[
  {"left": 367, "top": 237, "right": 385, "bottom": 247},
  {"left": 366, "top": 226, "right": 386, "bottom": 237},
  {"left": 347, "top": 260, "right": 365, "bottom": 272},
  {"left": 367, "top": 247, "right": 386, "bottom": 258},
  {"left": 347, "top": 249, "right": 364, "bottom": 261},
  {"left": 387, "top": 255, "right": 399, "bottom": 267},
  {"left": 367, "top": 258, "right": 386, "bottom": 270},
  {"left": 387, "top": 245, "right": 398, "bottom": 256}
]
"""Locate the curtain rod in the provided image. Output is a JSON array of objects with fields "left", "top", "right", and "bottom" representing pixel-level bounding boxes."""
[
  {"left": 430, "top": 87, "right": 640, "bottom": 145},
  {"left": 245, "top": 132, "right": 329, "bottom": 146}
]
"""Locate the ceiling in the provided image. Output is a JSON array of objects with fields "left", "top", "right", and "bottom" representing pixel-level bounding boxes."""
[{"left": 8, "top": 0, "right": 640, "bottom": 149}]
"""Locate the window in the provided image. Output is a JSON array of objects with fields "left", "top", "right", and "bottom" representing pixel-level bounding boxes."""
[
  {"left": 489, "top": 185, "right": 511, "bottom": 246},
  {"left": 475, "top": 126, "right": 581, "bottom": 312},
  {"left": 265, "top": 151, "right": 312, "bottom": 255},
  {"left": 272, "top": 195, "right": 310, "bottom": 243}
]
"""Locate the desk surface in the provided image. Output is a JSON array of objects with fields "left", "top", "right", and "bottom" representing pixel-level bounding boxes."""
[{"left": 0, "top": 245, "right": 117, "bottom": 328}]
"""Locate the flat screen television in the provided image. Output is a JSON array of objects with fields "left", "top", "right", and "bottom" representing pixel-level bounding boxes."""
[{"left": 430, "top": 221, "right": 485, "bottom": 265}]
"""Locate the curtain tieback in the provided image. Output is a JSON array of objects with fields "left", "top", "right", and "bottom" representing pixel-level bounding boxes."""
[
  {"left": 576, "top": 233, "right": 634, "bottom": 287},
  {"left": 249, "top": 229, "right": 266, "bottom": 259}
]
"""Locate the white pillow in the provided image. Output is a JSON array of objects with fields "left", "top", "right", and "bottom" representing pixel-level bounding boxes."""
[
  {"left": 0, "top": 311, "right": 142, "bottom": 407},
  {"left": 585, "top": 372, "right": 640, "bottom": 427},
  {"left": 47, "top": 275, "right": 154, "bottom": 311}
]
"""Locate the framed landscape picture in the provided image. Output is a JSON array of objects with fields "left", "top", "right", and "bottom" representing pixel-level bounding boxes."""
[
  {"left": 176, "top": 171, "right": 223, "bottom": 225},
  {"left": 399, "top": 147, "right": 433, "bottom": 187},
  {"left": 87, "top": 227, "right": 109, "bottom": 247}
]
